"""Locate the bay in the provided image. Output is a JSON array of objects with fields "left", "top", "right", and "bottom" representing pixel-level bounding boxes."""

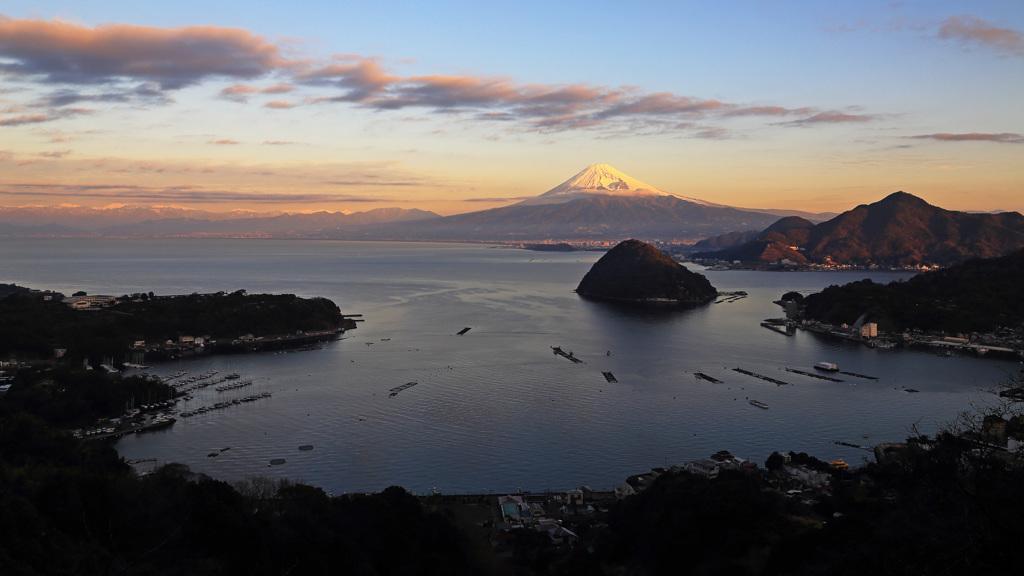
[{"left": 1, "top": 238, "right": 1017, "bottom": 495}]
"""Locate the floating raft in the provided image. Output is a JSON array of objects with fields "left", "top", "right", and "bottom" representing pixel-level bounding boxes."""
[
  {"left": 456, "top": 327, "right": 471, "bottom": 335},
  {"left": 694, "top": 372, "right": 723, "bottom": 384},
  {"left": 839, "top": 371, "right": 879, "bottom": 380},
  {"left": 733, "top": 367, "right": 789, "bottom": 386},
  {"left": 389, "top": 381, "right": 418, "bottom": 397},
  {"left": 602, "top": 371, "right": 618, "bottom": 383},
  {"left": 785, "top": 367, "right": 844, "bottom": 382},
  {"left": 551, "top": 346, "right": 583, "bottom": 364}
]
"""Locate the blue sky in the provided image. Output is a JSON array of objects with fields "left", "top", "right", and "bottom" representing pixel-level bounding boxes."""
[{"left": 1, "top": 1, "right": 1021, "bottom": 214}]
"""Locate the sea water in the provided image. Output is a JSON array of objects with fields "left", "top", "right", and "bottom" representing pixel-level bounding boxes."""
[{"left": 1, "top": 239, "right": 1017, "bottom": 494}]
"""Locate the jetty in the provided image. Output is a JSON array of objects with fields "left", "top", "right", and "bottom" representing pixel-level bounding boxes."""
[
  {"left": 551, "top": 346, "right": 583, "bottom": 364},
  {"left": 456, "top": 327, "right": 472, "bottom": 335},
  {"left": 389, "top": 381, "right": 418, "bottom": 397},
  {"left": 732, "top": 367, "right": 790, "bottom": 386},
  {"left": 694, "top": 372, "right": 723, "bottom": 384},
  {"left": 785, "top": 368, "right": 844, "bottom": 382},
  {"left": 760, "top": 321, "right": 794, "bottom": 336},
  {"left": 602, "top": 371, "right": 618, "bottom": 383}
]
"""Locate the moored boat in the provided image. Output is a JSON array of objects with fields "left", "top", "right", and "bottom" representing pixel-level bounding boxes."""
[
  {"left": 814, "top": 361, "right": 839, "bottom": 372},
  {"left": 749, "top": 399, "right": 769, "bottom": 409}
]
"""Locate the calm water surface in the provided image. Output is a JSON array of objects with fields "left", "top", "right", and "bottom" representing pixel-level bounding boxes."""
[{"left": 1, "top": 239, "right": 1017, "bottom": 494}]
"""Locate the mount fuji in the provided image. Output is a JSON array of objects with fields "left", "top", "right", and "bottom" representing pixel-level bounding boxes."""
[
  {"left": 354, "top": 164, "right": 780, "bottom": 243},
  {"left": 517, "top": 163, "right": 721, "bottom": 207}
]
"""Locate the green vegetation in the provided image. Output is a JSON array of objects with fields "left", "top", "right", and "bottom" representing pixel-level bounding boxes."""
[
  {"left": 577, "top": 239, "right": 717, "bottom": 304},
  {"left": 803, "top": 247, "right": 1024, "bottom": 332},
  {"left": 0, "top": 289, "right": 346, "bottom": 365},
  {"left": 2, "top": 366, "right": 1022, "bottom": 573}
]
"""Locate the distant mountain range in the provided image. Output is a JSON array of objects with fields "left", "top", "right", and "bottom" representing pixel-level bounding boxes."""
[
  {"left": 0, "top": 164, "right": 831, "bottom": 242},
  {"left": 4, "top": 167, "right": 1014, "bottom": 257},
  {"left": 0, "top": 205, "right": 440, "bottom": 238},
  {"left": 692, "top": 191, "right": 1024, "bottom": 267}
]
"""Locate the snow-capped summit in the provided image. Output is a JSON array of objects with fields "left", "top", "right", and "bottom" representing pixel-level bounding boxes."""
[{"left": 518, "top": 163, "right": 720, "bottom": 206}]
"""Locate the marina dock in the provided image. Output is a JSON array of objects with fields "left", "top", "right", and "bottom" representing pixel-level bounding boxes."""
[
  {"left": 694, "top": 372, "right": 723, "bottom": 384},
  {"left": 602, "top": 371, "right": 618, "bottom": 383}
]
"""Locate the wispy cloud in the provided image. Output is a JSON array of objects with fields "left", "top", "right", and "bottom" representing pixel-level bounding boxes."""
[
  {"left": 938, "top": 15, "right": 1024, "bottom": 56},
  {"left": 324, "top": 180, "right": 422, "bottom": 187},
  {"left": 38, "top": 149, "right": 72, "bottom": 158},
  {"left": 219, "top": 82, "right": 296, "bottom": 102},
  {"left": 0, "top": 16, "right": 285, "bottom": 89},
  {"left": 0, "top": 107, "right": 91, "bottom": 125},
  {"left": 909, "top": 132, "right": 1024, "bottom": 144},
  {"left": 0, "top": 181, "right": 391, "bottom": 204},
  {"left": 209, "top": 138, "right": 240, "bottom": 145},
  {"left": 300, "top": 62, "right": 853, "bottom": 132},
  {"left": 0, "top": 15, "right": 877, "bottom": 135},
  {"left": 778, "top": 111, "right": 880, "bottom": 127}
]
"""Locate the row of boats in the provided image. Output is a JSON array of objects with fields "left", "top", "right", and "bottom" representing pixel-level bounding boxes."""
[{"left": 178, "top": 392, "right": 272, "bottom": 417}]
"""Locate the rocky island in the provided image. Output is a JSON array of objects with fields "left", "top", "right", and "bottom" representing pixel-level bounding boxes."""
[{"left": 576, "top": 239, "right": 717, "bottom": 304}]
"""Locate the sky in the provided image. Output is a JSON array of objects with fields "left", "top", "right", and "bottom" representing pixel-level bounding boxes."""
[{"left": 1, "top": 1, "right": 1022, "bottom": 216}]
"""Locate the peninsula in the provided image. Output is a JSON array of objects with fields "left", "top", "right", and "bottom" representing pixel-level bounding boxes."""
[{"left": 0, "top": 287, "right": 354, "bottom": 368}]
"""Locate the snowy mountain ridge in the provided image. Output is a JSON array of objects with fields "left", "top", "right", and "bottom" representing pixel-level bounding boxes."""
[{"left": 518, "top": 163, "right": 722, "bottom": 207}]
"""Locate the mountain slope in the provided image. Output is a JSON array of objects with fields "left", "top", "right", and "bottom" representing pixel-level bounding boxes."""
[
  {"left": 519, "top": 163, "right": 719, "bottom": 207},
  {"left": 353, "top": 194, "right": 779, "bottom": 242},
  {"left": 693, "top": 192, "right": 1024, "bottom": 266}
]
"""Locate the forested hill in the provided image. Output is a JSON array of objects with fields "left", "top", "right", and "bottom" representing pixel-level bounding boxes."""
[
  {"left": 0, "top": 290, "right": 348, "bottom": 364},
  {"left": 802, "top": 247, "right": 1024, "bottom": 332}
]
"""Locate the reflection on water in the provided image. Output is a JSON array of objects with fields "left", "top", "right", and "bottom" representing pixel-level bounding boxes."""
[{"left": 1, "top": 239, "right": 1018, "bottom": 495}]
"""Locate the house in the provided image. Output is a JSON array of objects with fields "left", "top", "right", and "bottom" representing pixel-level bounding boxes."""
[{"left": 683, "top": 458, "right": 720, "bottom": 479}]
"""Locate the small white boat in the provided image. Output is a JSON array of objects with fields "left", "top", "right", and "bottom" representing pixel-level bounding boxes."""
[{"left": 814, "top": 361, "right": 839, "bottom": 372}]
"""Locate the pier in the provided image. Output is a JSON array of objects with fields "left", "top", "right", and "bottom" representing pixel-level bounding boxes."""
[
  {"left": 457, "top": 327, "right": 472, "bottom": 335},
  {"left": 603, "top": 371, "right": 618, "bottom": 383},
  {"left": 785, "top": 368, "right": 844, "bottom": 382},
  {"left": 732, "top": 368, "right": 790, "bottom": 386},
  {"left": 694, "top": 372, "right": 723, "bottom": 384}
]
